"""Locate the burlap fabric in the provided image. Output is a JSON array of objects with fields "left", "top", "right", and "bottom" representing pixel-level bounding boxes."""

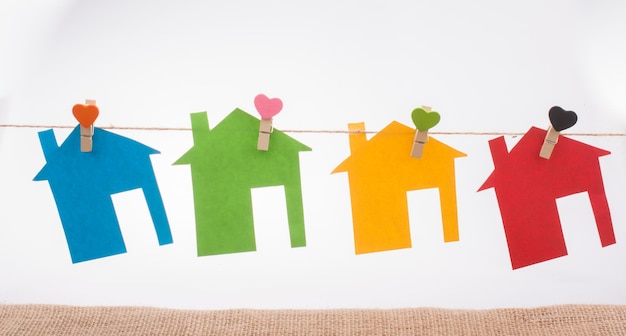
[{"left": 1, "top": 304, "right": 625, "bottom": 335}]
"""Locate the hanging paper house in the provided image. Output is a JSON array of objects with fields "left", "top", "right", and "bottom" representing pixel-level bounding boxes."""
[
  {"left": 174, "top": 109, "right": 311, "bottom": 256},
  {"left": 478, "top": 126, "right": 616, "bottom": 269},
  {"left": 332, "top": 121, "right": 466, "bottom": 254},
  {"left": 33, "top": 127, "right": 173, "bottom": 263}
]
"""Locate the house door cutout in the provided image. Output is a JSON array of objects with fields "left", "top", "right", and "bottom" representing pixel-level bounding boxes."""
[
  {"left": 111, "top": 188, "right": 158, "bottom": 255},
  {"left": 556, "top": 191, "right": 602, "bottom": 258},
  {"left": 251, "top": 186, "right": 291, "bottom": 253},
  {"left": 407, "top": 188, "right": 444, "bottom": 249}
]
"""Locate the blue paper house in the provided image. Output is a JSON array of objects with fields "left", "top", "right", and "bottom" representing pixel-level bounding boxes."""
[{"left": 34, "top": 126, "right": 173, "bottom": 263}]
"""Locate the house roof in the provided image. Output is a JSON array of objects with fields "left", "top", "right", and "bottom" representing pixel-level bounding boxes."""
[
  {"left": 174, "top": 108, "right": 311, "bottom": 165},
  {"left": 34, "top": 126, "right": 159, "bottom": 181},
  {"left": 479, "top": 126, "right": 611, "bottom": 191},
  {"left": 333, "top": 121, "right": 466, "bottom": 173}
]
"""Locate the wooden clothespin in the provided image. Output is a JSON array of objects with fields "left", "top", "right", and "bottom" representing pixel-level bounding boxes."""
[
  {"left": 410, "top": 105, "right": 441, "bottom": 158},
  {"left": 254, "top": 94, "right": 283, "bottom": 151},
  {"left": 539, "top": 106, "right": 577, "bottom": 159},
  {"left": 258, "top": 118, "right": 272, "bottom": 151},
  {"left": 72, "top": 99, "right": 100, "bottom": 152},
  {"left": 539, "top": 125, "right": 559, "bottom": 159}
]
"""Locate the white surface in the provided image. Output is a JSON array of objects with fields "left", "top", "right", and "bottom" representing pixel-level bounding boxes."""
[{"left": 1, "top": 0, "right": 625, "bottom": 309}]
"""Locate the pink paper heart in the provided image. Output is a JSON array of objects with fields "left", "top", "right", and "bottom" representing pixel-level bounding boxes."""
[{"left": 254, "top": 94, "right": 283, "bottom": 119}]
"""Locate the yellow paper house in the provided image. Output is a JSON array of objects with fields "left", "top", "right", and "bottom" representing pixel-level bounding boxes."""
[{"left": 333, "top": 121, "right": 466, "bottom": 254}]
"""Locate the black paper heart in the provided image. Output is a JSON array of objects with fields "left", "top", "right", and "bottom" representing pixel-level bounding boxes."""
[{"left": 548, "top": 106, "right": 577, "bottom": 132}]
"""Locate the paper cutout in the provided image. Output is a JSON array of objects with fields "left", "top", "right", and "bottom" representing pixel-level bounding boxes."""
[
  {"left": 478, "top": 126, "right": 615, "bottom": 269},
  {"left": 411, "top": 107, "right": 440, "bottom": 131},
  {"left": 254, "top": 94, "right": 283, "bottom": 119},
  {"left": 34, "top": 126, "right": 173, "bottom": 263},
  {"left": 548, "top": 106, "right": 577, "bottom": 131},
  {"left": 72, "top": 104, "right": 99, "bottom": 128},
  {"left": 174, "top": 109, "right": 311, "bottom": 256},
  {"left": 332, "top": 121, "right": 466, "bottom": 254}
]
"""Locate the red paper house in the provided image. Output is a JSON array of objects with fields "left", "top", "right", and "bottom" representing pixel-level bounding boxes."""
[{"left": 479, "top": 126, "right": 616, "bottom": 269}]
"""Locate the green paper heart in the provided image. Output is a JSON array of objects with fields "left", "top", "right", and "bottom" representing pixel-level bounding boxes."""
[{"left": 411, "top": 108, "right": 440, "bottom": 131}]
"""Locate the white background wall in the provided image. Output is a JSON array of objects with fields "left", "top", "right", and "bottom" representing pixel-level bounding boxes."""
[{"left": 1, "top": 0, "right": 625, "bottom": 309}]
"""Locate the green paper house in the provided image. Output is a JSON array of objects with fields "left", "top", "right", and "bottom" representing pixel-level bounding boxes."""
[{"left": 174, "top": 109, "right": 311, "bottom": 256}]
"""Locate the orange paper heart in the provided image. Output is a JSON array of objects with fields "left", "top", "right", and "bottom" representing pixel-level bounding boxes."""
[{"left": 72, "top": 104, "right": 99, "bottom": 128}]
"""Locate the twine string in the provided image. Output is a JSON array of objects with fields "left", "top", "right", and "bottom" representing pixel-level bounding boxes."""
[{"left": 0, "top": 124, "right": 624, "bottom": 137}]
